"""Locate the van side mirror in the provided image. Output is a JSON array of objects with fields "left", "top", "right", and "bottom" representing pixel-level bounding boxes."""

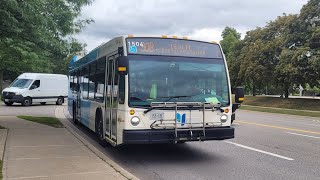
[
  {"left": 235, "top": 86, "right": 244, "bottom": 103},
  {"left": 117, "top": 56, "right": 128, "bottom": 75}
]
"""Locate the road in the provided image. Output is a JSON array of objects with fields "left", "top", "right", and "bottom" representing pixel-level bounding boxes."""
[
  {"left": 0, "top": 102, "right": 57, "bottom": 117},
  {"left": 1, "top": 102, "right": 320, "bottom": 180},
  {"left": 63, "top": 107, "right": 320, "bottom": 180}
]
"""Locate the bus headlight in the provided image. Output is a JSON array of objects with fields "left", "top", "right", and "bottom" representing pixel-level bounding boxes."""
[
  {"left": 131, "top": 116, "right": 140, "bottom": 126},
  {"left": 220, "top": 114, "right": 228, "bottom": 123}
]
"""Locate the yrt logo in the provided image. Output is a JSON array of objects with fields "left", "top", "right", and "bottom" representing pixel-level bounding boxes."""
[{"left": 176, "top": 113, "right": 186, "bottom": 126}]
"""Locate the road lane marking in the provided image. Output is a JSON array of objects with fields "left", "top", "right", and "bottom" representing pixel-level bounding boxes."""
[
  {"left": 237, "top": 120, "right": 320, "bottom": 135},
  {"left": 225, "top": 141, "right": 294, "bottom": 161},
  {"left": 286, "top": 132, "right": 320, "bottom": 139}
]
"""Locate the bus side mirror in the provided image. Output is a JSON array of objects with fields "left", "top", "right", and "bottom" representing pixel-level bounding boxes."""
[
  {"left": 117, "top": 56, "right": 128, "bottom": 75},
  {"left": 235, "top": 86, "right": 244, "bottom": 103}
]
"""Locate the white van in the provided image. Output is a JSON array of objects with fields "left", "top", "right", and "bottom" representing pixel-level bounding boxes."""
[{"left": 2, "top": 73, "right": 68, "bottom": 106}]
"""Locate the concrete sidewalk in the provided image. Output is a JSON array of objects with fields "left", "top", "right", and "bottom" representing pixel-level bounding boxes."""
[{"left": 0, "top": 116, "right": 129, "bottom": 180}]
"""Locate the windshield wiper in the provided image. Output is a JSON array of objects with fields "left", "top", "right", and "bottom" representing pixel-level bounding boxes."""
[
  {"left": 130, "top": 96, "right": 145, "bottom": 101},
  {"left": 162, "top": 95, "right": 193, "bottom": 102},
  {"left": 143, "top": 95, "right": 193, "bottom": 114}
]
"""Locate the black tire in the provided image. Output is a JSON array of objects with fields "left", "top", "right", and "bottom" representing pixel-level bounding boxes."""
[
  {"left": 95, "top": 110, "right": 107, "bottom": 147},
  {"left": 72, "top": 103, "right": 78, "bottom": 124},
  {"left": 22, "top": 97, "right": 32, "bottom": 106},
  {"left": 4, "top": 102, "right": 13, "bottom": 106},
  {"left": 56, "top": 97, "right": 63, "bottom": 105},
  {"left": 40, "top": 102, "right": 46, "bottom": 105}
]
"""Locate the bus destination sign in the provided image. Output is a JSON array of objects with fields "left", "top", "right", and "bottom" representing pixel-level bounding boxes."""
[{"left": 126, "top": 38, "right": 223, "bottom": 58}]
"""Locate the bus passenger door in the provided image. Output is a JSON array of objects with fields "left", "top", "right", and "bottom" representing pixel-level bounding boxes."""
[
  {"left": 105, "top": 55, "right": 119, "bottom": 142},
  {"left": 105, "top": 58, "right": 112, "bottom": 138}
]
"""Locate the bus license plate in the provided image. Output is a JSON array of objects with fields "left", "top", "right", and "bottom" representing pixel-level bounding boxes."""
[{"left": 150, "top": 112, "right": 164, "bottom": 120}]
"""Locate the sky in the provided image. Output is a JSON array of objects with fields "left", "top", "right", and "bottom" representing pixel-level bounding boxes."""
[{"left": 76, "top": 0, "right": 309, "bottom": 52}]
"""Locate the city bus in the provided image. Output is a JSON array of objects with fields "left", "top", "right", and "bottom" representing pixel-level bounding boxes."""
[{"left": 68, "top": 35, "right": 244, "bottom": 146}]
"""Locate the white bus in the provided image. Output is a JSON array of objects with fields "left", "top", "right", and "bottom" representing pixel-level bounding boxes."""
[{"left": 68, "top": 36, "right": 244, "bottom": 146}]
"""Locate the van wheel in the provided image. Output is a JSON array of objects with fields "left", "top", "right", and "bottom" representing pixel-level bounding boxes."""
[
  {"left": 56, "top": 97, "right": 63, "bottom": 105},
  {"left": 22, "top": 97, "right": 32, "bottom": 106},
  {"left": 4, "top": 102, "right": 13, "bottom": 106},
  {"left": 95, "top": 110, "right": 107, "bottom": 147},
  {"left": 40, "top": 102, "right": 46, "bottom": 105}
]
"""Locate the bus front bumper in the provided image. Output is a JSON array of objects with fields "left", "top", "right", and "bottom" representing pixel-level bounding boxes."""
[{"left": 123, "top": 127, "right": 234, "bottom": 144}]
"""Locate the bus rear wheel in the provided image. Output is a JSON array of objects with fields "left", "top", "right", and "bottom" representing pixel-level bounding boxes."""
[
  {"left": 72, "top": 103, "right": 78, "bottom": 124},
  {"left": 95, "top": 110, "right": 107, "bottom": 147}
]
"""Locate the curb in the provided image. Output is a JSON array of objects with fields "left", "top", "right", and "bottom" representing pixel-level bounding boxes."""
[
  {"left": 0, "top": 128, "right": 8, "bottom": 180},
  {"left": 55, "top": 106, "right": 139, "bottom": 180},
  {"left": 0, "top": 129, "right": 8, "bottom": 161}
]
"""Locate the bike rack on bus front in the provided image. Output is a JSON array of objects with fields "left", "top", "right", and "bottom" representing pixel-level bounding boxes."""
[{"left": 149, "top": 102, "right": 222, "bottom": 143}]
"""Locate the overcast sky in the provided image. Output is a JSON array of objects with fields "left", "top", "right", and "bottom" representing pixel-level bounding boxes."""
[{"left": 76, "top": 0, "right": 308, "bottom": 52}]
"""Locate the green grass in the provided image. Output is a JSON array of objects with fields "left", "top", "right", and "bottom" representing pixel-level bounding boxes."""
[
  {"left": 241, "top": 96, "right": 320, "bottom": 111},
  {"left": 240, "top": 105, "right": 320, "bottom": 118},
  {"left": 17, "top": 116, "right": 64, "bottom": 128}
]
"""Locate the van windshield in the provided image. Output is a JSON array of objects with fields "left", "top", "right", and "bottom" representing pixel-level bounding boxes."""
[{"left": 10, "top": 79, "right": 33, "bottom": 89}]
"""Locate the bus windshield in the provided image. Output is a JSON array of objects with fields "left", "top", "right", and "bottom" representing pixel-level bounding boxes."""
[
  {"left": 128, "top": 55, "right": 230, "bottom": 107},
  {"left": 10, "top": 79, "right": 33, "bottom": 89}
]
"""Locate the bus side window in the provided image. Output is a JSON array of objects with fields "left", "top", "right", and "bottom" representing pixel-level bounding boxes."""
[
  {"left": 119, "top": 75, "right": 125, "bottom": 104},
  {"left": 94, "top": 57, "right": 106, "bottom": 102}
]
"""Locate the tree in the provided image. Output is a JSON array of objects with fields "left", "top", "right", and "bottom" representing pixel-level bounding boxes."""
[
  {"left": 0, "top": 0, "right": 93, "bottom": 92},
  {"left": 224, "top": 0, "right": 320, "bottom": 98},
  {"left": 220, "top": 26, "right": 241, "bottom": 58},
  {"left": 220, "top": 27, "right": 242, "bottom": 91},
  {"left": 237, "top": 27, "right": 273, "bottom": 96}
]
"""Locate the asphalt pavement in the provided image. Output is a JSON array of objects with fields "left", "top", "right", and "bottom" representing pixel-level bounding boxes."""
[
  {"left": 0, "top": 102, "right": 57, "bottom": 117},
  {"left": 1, "top": 102, "right": 320, "bottom": 180},
  {"left": 63, "top": 106, "right": 320, "bottom": 180}
]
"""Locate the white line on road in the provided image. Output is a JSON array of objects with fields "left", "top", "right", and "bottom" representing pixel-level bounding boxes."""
[
  {"left": 225, "top": 141, "right": 294, "bottom": 161},
  {"left": 286, "top": 132, "right": 320, "bottom": 139}
]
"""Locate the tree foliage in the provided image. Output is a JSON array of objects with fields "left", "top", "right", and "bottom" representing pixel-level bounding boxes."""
[
  {"left": 222, "top": 0, "right": 320, "bottom": 98},
  {"left": 0, "top": 0, "right": 93, "bottom": 91}
]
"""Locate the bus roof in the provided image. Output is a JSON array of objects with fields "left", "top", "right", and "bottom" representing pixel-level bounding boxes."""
[{"left": 69, "top": 35, "right": 220, "bottom": 71}]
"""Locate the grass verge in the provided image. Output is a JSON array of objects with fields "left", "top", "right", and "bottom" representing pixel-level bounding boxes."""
[
  {"left": 240, "top": 105, "right": 320, "bottom": 118},
  {"left": 17, "top": 116, "right": 64, "bottom": 128},
  {"left": 242, "top": 96, "right": 320, "bottom": 111}
]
